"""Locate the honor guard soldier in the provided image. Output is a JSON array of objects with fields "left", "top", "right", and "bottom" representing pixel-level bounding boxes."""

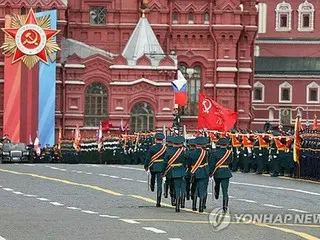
[
  {"left": 255, "top": 131, "right": 270, "bottom": 174},
  {"left": 163, "top": 136, "right": 176, "bottom": 206},
  {"left": 163, "top": 136, "right": 187, "bottom": 212},
  {"left": 144, "top": 133, "right": 167, "bottom": 207},
  {"left": 231, "top": 132, "right": 241, "bottom": 172},
  {"left": 209, "top": 138, "right": 233, "bottom": 213},
  {"left": 189, "top": 137, "right": 210, "bottom": 213},
  {"left": 186, "top": 138, "right": 197, "bottom": 201}
]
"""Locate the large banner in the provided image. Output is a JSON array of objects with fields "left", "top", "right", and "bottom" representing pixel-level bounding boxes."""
[{"left": 1, "top": 9, "right": 60, "bottom": 145}]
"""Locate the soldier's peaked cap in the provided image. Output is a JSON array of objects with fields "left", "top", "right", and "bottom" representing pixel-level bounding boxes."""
[
  {"left": 155, "top": 133, "right": 165, "bottom": 140},
  {"left": 195, "top": 137, "right": 208, "bottom": 145},
  {"left": 174, "top": 136, "right": 185, "bottom": 144},
  {"left": 166, "top": 136, "right": 174, "bottom": 142},
  {"left": 217, "top": 138, "right": 229, "bottom": 145},
  {"left": 188, "top": 138, "right": 196, "bottom": 145}
]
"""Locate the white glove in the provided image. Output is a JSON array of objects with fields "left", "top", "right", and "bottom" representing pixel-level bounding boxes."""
[
  {"left": 210, "top": 176, "right": 214, "bottom": 182},
  {"left": 147, "top": 170, "right": 150, "bottom": 175},
  {"left": 273, "top": 155, "right": 277, "bottom": 159},
  {"left": 259, "top": 153, "right": 263, "bottom": 156},
  {"left": 244, "top": 154, "right": 247, "bottom": 157},
  {"left": 162, "top": 176, "right": 166, "bottom": 182}
]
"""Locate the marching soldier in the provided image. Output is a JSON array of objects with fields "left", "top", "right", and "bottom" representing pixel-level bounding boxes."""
[
  {"left": 163, "top": 136, "right": 187, "bottom": 212},
  {"left": 186, "top": 139, "right": 197, "bottom": 201},
  {"left": 144, "top": 133, "right": 167, "bottom": 207},
  {"left": 189, "top": 137, "right": 209, "bottom": 213},
  {"left": 209, "top": 138, "right": 233, "bottom": 213},
  {"left": 163, "top": 136, "right": 176, "bottom": 206}
]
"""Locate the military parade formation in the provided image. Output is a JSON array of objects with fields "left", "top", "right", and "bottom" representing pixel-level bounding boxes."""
[{"left": 1, "top": 127, "right": 319, "bottom": 214}]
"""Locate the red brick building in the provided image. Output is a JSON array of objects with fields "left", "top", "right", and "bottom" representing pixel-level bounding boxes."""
[
  {"left": 0, "top": 0, "right": 258, "bottom": 138},
  {"left": 253, "top": 0, "right": 320, "bottom": 130}
]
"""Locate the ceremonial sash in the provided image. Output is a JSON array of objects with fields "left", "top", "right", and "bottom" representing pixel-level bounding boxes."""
[
  {"left": 147, "top": 145, "right": 167, "bottom": 170},
  {"left": 163, "top": 148, "right": 184, "bottom": 176},
  {"left": 190, "top": 149, "right": 206, "bottom": 174},
  {"left": 211, "top": 150, "right": 231, "bottom": 176}
]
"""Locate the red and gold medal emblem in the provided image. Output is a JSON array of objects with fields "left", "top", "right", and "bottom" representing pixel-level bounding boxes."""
[{"left": 1, "top": 9, "right": 60, "bottom": 69}]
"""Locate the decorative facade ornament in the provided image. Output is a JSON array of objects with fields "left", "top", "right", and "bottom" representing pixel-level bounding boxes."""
[
  {"left": 297, "top": 0, "right": 314, "bottom": 32},
  {"left": 275, "top": 1, "right": 292, "bottom": 32}
]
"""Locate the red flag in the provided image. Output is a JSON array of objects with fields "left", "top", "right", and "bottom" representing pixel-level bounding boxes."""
[
  {"left": 101, "top": 119, "right": 113, "bottom": 131},
  {"left": 313, "top": 114, "right": 318, "bottom": 130},
  {"left": 73, "top": 125, "right": 81, "bottom": 152},
  {"left": 197, "top": 93, "right": 238, "bottom": 131}
]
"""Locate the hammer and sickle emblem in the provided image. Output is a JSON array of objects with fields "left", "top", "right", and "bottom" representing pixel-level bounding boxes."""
[
  {"left": 202, "top": 98, "right": 212, "bottom": 114},
  {"left": 23, "top": 30, "right": 38, "bottom": 46}
]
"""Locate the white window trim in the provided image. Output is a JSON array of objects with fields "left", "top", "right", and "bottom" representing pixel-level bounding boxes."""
[
  {"left": 188, "top": 12, "right": 194, "bottom": 24},
  {"left": 306, "top": 81, "right": 320, "bottom": 103},
  {"left": 254, "top": 45, "right": 260, "bottom": 56},
  {"left": 253, "top": 81, "right": 265, "bottom": 102},
  {"left": 173, "top": 12, "right": 178, "bottom": 24},
  {"left": 269, "top": 107, "right": 275, "bottom": 120},
  {"left": 298, "top": 0, "right": 314, "bottom": 32},
  {"left": 279, "top": 81, "right": 292, "bottom": 103},
  {"left": 275, "top": 1, "right": 292, "bottom": 32},
  {"left": 204, "top": 12, "right": 209, "bottom": 24}
]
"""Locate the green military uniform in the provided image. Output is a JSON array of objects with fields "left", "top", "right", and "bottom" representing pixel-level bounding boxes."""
[
  {"left": 163, "top": 136, "right": 187, "bottom": 212},
  {"left": 163, "top": 136, "right": 175, "bottom": 206},
  {"left": 210, "top": 138, "right": 233, "bottom": 213},
  {"left": 186, "top": 139, "right": 197, "bottom": 201},
  {"left": 189, "top": 137, "right": 209, "bottom": 213},
  {"left": 144, "top": 133, "right": 166, "bottom": 207}
]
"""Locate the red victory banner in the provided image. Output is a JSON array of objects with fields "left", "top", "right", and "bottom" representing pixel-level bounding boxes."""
[{"left": 197, "top": 93, "right": 238, "bottom": 132}]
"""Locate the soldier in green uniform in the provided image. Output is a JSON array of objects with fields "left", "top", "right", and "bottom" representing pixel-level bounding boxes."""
[
  {"left": 144, "top": 133, "right": 167, "bottom": 207},
  {"left": 163, "top": 136, "right": 187, "bottom": 212},
  {"left": 209, "top": 138, "right": 233, "bottom": 213},
  {"left": 163, "top": 136, "right": 175, "bottom": 206},
  {"left": 186, "top": 139, "right": 197, "bottom": 201},
  {"left": 189, "top": 137, "right": 209, "bottom": 213}
]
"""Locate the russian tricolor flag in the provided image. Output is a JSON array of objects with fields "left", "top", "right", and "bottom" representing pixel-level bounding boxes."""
[{"left": 171, "top": 71, "right": 187, "bottom": 107}]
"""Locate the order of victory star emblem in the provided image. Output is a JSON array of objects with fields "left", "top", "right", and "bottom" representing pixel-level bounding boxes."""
[{"left": 1, "top": 9, "right": 60, "bottom": 69}]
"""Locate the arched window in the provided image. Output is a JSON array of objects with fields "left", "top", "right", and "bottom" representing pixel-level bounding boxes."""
[
  {"left": 269, "top": 108, "right": 275, "bottom": 121},
  {"left": 275, "top": 1, "right": 292, "bottom": 31},
  {"left": 173, "top": 12, "right": 178, "bottom": 24},
  {"left": 188, "top": 12, "right": 194, "bottom": 24},
  {"left": 130, "top": 102, "right": 154, "bottom": 132},
  {"left": 84, "top": 82, "right": 108, "bottom": 127},
  {"left": 253, "top": 81, "right": 264, "bottom": 102},
  {"left": 279, "top": 81, "right": 292, "bottom": 103},
  {"left": 204, "top": 12, "right": 209, "bottom": 24},
  {"left": 179, "top": 65, "right": 201, "bottom": 116},
  {"left": 307, "top": 82, "right": 320, "bottom": 103},
  {"left": 21, "top": 7, "right": 26, "bottom": 15},
  {"left": 298, "top": 1, "right": 314, "bottom": 32}
]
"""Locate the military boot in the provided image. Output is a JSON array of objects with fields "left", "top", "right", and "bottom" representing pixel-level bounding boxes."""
[
  {"left": 171, "top": 196, "right": 176, "bottom": 206},
  {"left": 181, "top": 195, "right": 185, "bottom": 208},
  {"left": 175, "top": 197, "right": 180, "bottom": 212},
  {"left": 164, "top": 182, "right": 168, "bottom": 198},
  {"left": 214, "top": 185, "right": 220, "bottom": 200},
  {"left": 203, "top": 195, "right": 207, "bottom": 209},
  {"left": 192, "top": 196, "right": 197, "bottom": 211},
  {"left": 156, "top": 192, "right": 161, "bottom": 207},
  {"left": 223, "top": 199, "right": 229, "bottom": 213},
  {"left": 199, "top": 198, "right": 203, "bottom": 213}
]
